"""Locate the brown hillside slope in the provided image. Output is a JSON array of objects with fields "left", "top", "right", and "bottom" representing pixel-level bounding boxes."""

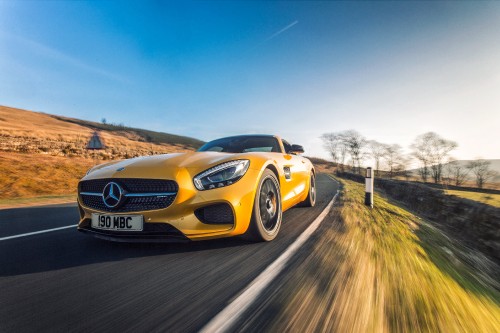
[
  {"left": 0, "top": 106, "right": 199, "bottom": 160},
  {"left": 0, "top": 106, "right": 200, "bottom": 202}
]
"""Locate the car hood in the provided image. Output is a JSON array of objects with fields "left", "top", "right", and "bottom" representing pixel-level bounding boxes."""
[{"left": 82, "top": 152, "right": 258, "bottom": 180}]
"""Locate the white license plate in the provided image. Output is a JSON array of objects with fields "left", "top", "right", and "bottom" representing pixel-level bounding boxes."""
[{"left": 91, "top": 214, "right": 143, "bottom": 231}]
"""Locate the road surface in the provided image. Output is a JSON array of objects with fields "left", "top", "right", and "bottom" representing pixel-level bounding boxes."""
[{"left": 0, "top": 174, "right": 338, "bottom": 333}]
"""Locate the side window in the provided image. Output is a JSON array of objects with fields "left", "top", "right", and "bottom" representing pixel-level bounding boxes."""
[
  {"left": 282, "top": 140, "right": 292, "bottom": 154},
  {"left": 271, "top": 138, "right": 282, "bottom": 153}
]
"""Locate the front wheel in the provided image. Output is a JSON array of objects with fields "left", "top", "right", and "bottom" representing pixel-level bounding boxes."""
[{"left": 244, "top": 169, "right": 282, "bottom": 242}]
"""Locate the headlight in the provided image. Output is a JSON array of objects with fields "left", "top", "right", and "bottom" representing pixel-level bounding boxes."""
[{"left": 193, "top": 160, "right": 250, "bottom": 190}]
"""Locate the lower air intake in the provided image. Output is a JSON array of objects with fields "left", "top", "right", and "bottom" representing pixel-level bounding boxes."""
[{"left": 195, "top": 204, "right": 234, "bottom": 224}]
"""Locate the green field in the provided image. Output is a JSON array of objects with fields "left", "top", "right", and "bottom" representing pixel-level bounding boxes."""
[{"left": 445, "top": 189, "right": 500, "bottom": 208}]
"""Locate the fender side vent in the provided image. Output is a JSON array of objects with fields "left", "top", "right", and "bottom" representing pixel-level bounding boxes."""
[{"left": 283, "top": 166, "right": 291, "bottom": 180}]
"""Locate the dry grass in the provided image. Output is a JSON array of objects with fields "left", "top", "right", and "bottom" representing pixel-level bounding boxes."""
[
  {"left": 311, "top": 162, "right": 337, "bottom": 174},
  {"left": 0, "top": 106, "right": 93, "bottom": 140},
  {"left": 0, "top": 153, "right": 95, "bottom": 199},
  {"left": 0, "top": 105, "right": 194, "bottom": 148},
  {"left": 0, "top": 105, "right": 195, "bottom": 159},
  {"left": 241, "top": 176, "right": 500, "bottom": 333}
]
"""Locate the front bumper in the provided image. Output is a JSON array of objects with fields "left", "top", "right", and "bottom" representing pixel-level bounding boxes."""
[
  {"left": 77, "top": 218, "right": 190, "bottom": 243},
  {"left": 77, "top": 167, "right": 262, "bottom": 241}
]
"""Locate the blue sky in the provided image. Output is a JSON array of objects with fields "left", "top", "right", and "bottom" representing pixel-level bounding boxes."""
[{"left": 1, "top": 1, "right": 499, "bottom": 161}]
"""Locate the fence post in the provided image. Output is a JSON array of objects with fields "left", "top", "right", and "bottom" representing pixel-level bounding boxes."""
[{"left": 365, "top": 167, "right": 374, "bottom": 207}]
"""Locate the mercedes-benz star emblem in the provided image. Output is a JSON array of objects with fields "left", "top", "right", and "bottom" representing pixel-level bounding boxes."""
[{"left": 102, "top": 182, "right": 123, "bottom": 208}]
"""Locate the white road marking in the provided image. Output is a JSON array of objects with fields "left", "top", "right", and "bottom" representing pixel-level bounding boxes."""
[
  {"left": 0, "top": 225, "right": 77, "bottom": 241},
  {"left": 200, "top": 189, "right": 340, "bottom": 333}
]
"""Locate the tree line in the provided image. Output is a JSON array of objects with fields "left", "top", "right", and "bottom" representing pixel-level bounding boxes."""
[{"left": 320, "top": 130, "right": 497, "bottom": 188}]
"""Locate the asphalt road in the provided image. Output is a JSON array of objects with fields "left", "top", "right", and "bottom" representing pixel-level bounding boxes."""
[{"left": 0, "top": 174, "right": 338, "bottom": 333}]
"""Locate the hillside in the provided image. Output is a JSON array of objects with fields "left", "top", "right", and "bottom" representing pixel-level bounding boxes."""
[
  {"left": 0, "top": 153, "right": 94, "bottom": 201},
  {"left": 51, "top": 114, "right": 204, "bottom": 149},
  {"left": 446, "top": 159, "right": 500, "bottom": 181},
  {"left": 0, "top": 105, "right": 204, "bottom": 202},
  {"left": 409, "top": 159, "right": 500, "bottom": 183},
  {"left": 448, "top": 159, "right": 500, "bottom": 172},
  {"left": 0, "top": 105, "right": 203, "bottom": 160}
]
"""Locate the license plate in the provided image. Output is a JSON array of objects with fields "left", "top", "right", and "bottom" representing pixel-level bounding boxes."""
[{"left": 91, "top": 214, "right": 143, "bottom": 231}]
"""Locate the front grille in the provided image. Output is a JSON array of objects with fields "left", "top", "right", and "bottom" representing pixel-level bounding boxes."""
[
  {"left": 80, "top": 179, "right": 178, "bottom": 193},
  {"left": 79, "top": 178, "right": 178, "bottom": 212},
  {"left": 195, "top": 203, "right": 234, "bottom": 224}
]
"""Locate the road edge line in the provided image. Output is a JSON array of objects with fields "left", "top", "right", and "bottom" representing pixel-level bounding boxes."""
[
  {"left": 200, "top": 188, "right": 340, "bottom": 333},
  {"left": 0, "top": 225, "right": 77, "bottom": 241}
]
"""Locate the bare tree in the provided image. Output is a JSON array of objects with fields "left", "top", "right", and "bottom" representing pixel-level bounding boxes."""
[
  {"left": 397, "top": 156, "right": 413, "bottom": 181},
  {"left": 411, "top": 132, "right": 457, "bottom": 183},
  {"left": 384, "top": 144, "right": 403, "bottom": 179},
  {"left": 445, "top": 159, "right": 469, "bottom": 186},
  {"left": 342, "top": 130, "right": 366, "bottom": 174},
  {"left": 368, "top": 140, "right": 387, "bottom": 177},
  {"left": 336, "top": 133, "right": 349, "bottom": 172},
  {"left": 411, "top": 134, "right": 431, "bottom": 182},
  {"left": 467, "top": 160, "right": 497, "bottom": 189},
  {"left": 320, "top": 132, "right": 348, "bottom": 171},
  {"left": 429, "top": 135, "right": 457, "bottom": 183},
  {"left": 320, "top": 133, "right": 341, "bottom": 165},
  {"left": 339, "top": 144, "right": 348, "bottom": 171}
]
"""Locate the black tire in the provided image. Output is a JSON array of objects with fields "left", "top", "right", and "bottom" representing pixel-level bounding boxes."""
[
  {"left": 301, "top": 173, "right": 316, "bottom": 207},
  {"left": 244, "top": 169, "right": 282, "bottom": 242}
]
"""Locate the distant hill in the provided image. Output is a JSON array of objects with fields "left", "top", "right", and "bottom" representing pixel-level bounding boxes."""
[
  {"left": 446, "top": 159, "right": 500, "bottom": 182},
  {"left": 0, "top": 105, "right": 204, "bottom": 160},
  {"left": 409, "top": 159, "right": 500, "bottom": 183},
  {"left": 446, "top": 159, "right": 500, "bottom": 174},
  {"left": 52, "top": 114, "right": 204, "bottom": 148}
]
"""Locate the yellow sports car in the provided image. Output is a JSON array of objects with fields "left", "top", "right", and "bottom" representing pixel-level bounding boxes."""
[{"left": 77, "top": 135, "right": 316, "bottom": 242}]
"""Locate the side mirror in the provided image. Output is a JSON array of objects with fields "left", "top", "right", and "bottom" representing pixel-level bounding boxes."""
[{"left": 290, "top": 144, "right": 305, "bottom": 154}]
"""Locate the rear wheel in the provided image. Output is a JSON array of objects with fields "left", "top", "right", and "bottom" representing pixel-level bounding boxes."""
[
  {"left": 301, "top": 173, "right": 316, "bottom": 207},
  {"left": 244, "top": 169, "right": 282, "bottom": 242}
]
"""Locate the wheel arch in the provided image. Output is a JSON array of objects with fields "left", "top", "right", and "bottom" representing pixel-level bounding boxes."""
[{"left": 264, "top": 163, "right": 280, "bottom": 185}]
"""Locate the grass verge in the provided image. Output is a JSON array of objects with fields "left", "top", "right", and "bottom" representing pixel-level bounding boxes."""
[
  {"left": 242, "top": 176, "right": 500, "bottom": 332},
  {"left": 445, "top": 189, "right": 500, "bottom": 208},
  {"left": 0, "top": 194, "right": 76, "bottom": 209},
  {"left": 0, "top": 153, "right": 94, "bottom": 200}
]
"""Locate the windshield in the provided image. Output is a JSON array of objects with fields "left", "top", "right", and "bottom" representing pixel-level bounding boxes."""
[{"left": 198, "top": 136, "right": 282, "bottom": 153}]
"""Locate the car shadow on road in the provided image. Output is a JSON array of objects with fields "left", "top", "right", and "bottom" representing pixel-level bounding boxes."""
[{"left": 0, "top": 231, "right": 258, "bottom": 277}]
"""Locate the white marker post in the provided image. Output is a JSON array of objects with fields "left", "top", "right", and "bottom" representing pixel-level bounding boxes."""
[{"left": 365, "top": 167, "right": 374, "bottom": 207}]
